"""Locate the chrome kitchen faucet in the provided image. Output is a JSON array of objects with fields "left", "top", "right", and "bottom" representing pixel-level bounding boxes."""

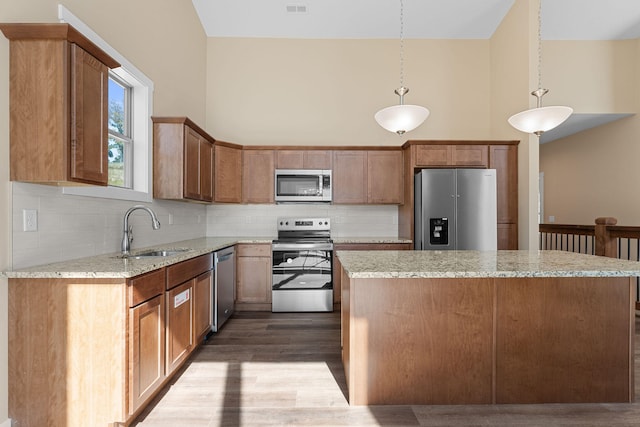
[{"left": 121, "top": 205, "right": 161, "bottom": 256}]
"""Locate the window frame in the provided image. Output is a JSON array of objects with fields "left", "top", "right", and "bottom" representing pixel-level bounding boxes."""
[
  {"left": 108, "top": 73, "right": 134, "bottom": 189},
  {"left": 60, "top": 5, "right": 155, "bottom": 203}
]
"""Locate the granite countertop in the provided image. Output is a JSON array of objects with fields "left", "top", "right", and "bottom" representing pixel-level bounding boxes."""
[
  {"left": 3, "top": 235, "right": 411, "bottom": 280},
  {"left": 337, "top": 250, "right": 640, "bottom": 278},
  {"left": 3, "top": 237, "right": 273, "bottom": 279},
  {"left": 332, "top": 237, "right": 412, "bottom": 244}
]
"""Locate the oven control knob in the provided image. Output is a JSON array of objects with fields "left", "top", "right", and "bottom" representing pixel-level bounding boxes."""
[{"left": 287, "top": 258, "right": 293, "bottom": 264}]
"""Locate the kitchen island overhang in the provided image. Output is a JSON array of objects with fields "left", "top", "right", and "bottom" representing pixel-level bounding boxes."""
[{"left": 336, "top": 250, "right": 639, "bottom": 406}]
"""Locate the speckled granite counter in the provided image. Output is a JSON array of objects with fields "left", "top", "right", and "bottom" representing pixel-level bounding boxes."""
[
  {"left": 2, "top": 237, "right": 274, "bottom": 279},
  {"left": 337, "top": 249, "right": 640, "bottom": 278},
  {"left": 332, "top": 237, "right": 412, "bottom": 245}
]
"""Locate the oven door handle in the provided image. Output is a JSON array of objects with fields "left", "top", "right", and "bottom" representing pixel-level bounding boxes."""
[{"left": 272, "top": 242, "right": 334, "bottom": 251}]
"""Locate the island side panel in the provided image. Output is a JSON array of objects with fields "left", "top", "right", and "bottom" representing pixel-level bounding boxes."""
[
  {"left": 341, "top": 264, "right": 351, "bottom": 390},
  {"left": 348, "top": 277, "right": 494, "bottom": 405},
  {"left": 495, "top": 276, "right": 634, "bottom": 403},
  {"left": 9, "top": 278, "right": 127, "bottom": 426}
]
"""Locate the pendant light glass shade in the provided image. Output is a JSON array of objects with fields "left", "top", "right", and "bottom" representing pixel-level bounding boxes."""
[
  {"left": 508, "top": 105, "right": 573, "bottom": 136},
  {"left": 507, "top": 1, "right": 572, "bottom": 136},
  {"left": 375, "top": 104, "right": 430, "bottom": 135}
]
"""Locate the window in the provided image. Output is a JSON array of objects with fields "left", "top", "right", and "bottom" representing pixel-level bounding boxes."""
[
  {"left": 60, "top": 5, "right": 154, "bottom": 202},
  {"left": 108, "top": 74, "right": 133, "bottom": 188}
]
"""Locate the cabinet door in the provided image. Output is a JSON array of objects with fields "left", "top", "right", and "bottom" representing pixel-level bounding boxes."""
[
  {"left": 497, "top": 223, "right": 518, "bottom": 250},
  {"left": 367, "top": 151, "right": 403, "bottom": 204},
  {"left": 452, "top": 145, "right": 489, "bottom": 167},
  {"left": 333, "top": 151, "right": 367, "bottom": 204},
  {"left": 200, "top": 140, "right": 214, "bottom": 202},
  {"left": 415, "top": 145, "right": 452, "bottom": 166},
  {"left": 214, "top": 145, "right": 242, "bottom": 203},
  {"left": 166, "top": 280, "right": 193, "bottom": 375},
  {"left": 129, "top": 294, "right": 165, "bottom": 415},
  {"left": 243, "top": 150, "right": 275, "bottom": 203},
  {"left": 70, "top": 44, "right": 109, "bottom": 185},
  {"left": 490, "top": 145, "right": 518, "bottom": 224},
  {"left": 491, "top": 145, "right": 518, "bottom": 249},
  {"left": 193, "top": 270, "right": 212, "bottom": 342},
  {"left": 276, "top": 150, "right": 304, "bottom": 169},
  {"left": 184, "top": 127, "right": 201, "bottom": 200},
  {"left": 236, "top": 245, "right": 272, "bottom": 304},
  {"left": 304, "top": 150, "right": 332, "bottom": 169}
]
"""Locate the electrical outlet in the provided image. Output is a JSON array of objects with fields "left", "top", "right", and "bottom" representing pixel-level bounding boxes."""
[
  {"left": 23, "top": 209, "right": 38, "bottom": 232},
  {"left": 168, "top": 214, "right": 174, "bottom": 225}
]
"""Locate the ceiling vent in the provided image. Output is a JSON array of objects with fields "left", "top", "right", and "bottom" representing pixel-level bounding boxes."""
[{"left": 286, "top": 4, "right": 307, "bottom": 14}]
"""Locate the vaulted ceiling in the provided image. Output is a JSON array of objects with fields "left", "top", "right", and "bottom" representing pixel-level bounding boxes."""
[{"left": 192, "top": 0, "right": 640, "bottom": 142}]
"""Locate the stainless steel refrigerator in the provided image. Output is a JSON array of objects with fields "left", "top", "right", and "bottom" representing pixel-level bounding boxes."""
[{"left": 414, "top": 169, "right": 497, "bottom": 250}]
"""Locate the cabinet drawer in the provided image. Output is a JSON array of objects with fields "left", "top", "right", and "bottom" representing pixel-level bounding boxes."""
[
  {"left": 166, "top": 253, "right": 213, "bottom": 290},
  {"left": 236, "top": 244, "right": 271, "bottom": 257},
  {"left": 415, "top": 145, "right": 452, "bottom": 166},
  {"left": 452, "top": 145, "right": 489, "bottom": 167},
  {"left": 128, "top": 268, "right": 166, "bottom": 308}
]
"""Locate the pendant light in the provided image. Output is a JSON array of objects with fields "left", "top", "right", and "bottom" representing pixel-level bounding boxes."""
[
  {"left": 508, "top": 0, "right": 572, "bottom": 136},
  {"left": 375, "top": 0, "right": 429, "bottom": 135}
]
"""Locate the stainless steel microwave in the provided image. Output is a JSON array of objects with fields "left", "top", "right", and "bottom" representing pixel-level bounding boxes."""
[{"left": 274, "top": 169, "right": 332, "bottom": 203}]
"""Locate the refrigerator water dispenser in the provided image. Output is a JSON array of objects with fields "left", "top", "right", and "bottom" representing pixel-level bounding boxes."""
[{"left": 430, "top": 218, "right": 449, "bottom": 245}]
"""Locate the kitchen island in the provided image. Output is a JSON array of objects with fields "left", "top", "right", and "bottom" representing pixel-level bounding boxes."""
[{"left": 337, "top": 250, "right": 640, "bottom": 406}]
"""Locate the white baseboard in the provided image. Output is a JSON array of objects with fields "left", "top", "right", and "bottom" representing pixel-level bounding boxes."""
[{"left": 0, "top": 418, "right": 12, "bottom": 427}]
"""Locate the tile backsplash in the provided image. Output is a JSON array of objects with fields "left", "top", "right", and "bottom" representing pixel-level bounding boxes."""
[
  {"left": 12, "top": 183, "right": 207, "bottom": 269},
  {"left": 12, "top": 183, "right": 400, "bottom": 269},
  {"left": 206, "top": 203, "right": 398, "bottom": 238}
]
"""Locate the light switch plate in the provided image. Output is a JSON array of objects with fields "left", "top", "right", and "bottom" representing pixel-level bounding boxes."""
[{"left": 23, "top": 209, "right": 38, "bottom": 232}]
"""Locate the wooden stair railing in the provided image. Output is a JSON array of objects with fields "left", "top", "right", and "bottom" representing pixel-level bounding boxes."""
[{"left": 540, "top": 217, "right": 640, "bottom": 310}]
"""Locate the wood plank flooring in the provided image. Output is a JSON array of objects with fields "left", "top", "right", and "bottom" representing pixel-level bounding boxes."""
[{"left": 133, "top": 312, "right": 640, "bottom": 426}]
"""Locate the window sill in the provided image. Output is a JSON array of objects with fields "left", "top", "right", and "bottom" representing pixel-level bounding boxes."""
[{"left": 63, "top": 186, "right": 152, "bottom": 203}]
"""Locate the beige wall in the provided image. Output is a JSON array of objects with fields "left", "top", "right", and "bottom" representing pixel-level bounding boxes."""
[
  {"left": 540, "top": 38, "right": 640, "bottom": 226},
  {"left": 540, "top": 115, "right": 640, "bottom": 225},
  {"left": 0, "top": 0, "right": 207, "bottom": 423},
  {"left": 489, "top": 0, "right": 539, "bottom": 250},
  {"left": 206, "top": 38, "right": 491, "bottom": 146},
  {"left": 543, "top": 40, "right": 639, "bottom": 112}
]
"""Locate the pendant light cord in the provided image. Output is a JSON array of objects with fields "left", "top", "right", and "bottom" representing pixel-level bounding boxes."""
[
  {"left": 537, "top": 0, "right": 542, "bottom": 91},
  {"left": 399, "top": 0, "right": 404, "bottom": 88}
]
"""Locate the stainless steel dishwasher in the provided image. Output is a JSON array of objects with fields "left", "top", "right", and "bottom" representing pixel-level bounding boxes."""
[{"left": 213, "top": 246, "right": 235, "bottom": 332}]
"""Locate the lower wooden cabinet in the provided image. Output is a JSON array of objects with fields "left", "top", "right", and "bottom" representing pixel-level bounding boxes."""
[
  {"left": 129, "top": 294, "right": 165, "bottom": 415},
  {"left": 166, "top": 280, "right": 194, "bottom": 375},
  {"left": 236, "top": 243, "right": 272, "bottom": 310},
  {"left": 193, "top": 270, "right": 213, "bottom": 343}
]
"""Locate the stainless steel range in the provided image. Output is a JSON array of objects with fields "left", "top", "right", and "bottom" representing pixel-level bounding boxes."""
[{"left": 272, "top": 217, "right": 333, "bottom": 312}]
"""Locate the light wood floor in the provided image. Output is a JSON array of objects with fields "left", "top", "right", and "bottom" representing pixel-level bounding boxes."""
[{"left": 133, "top": 311, "right": 640, "bottom": 426}]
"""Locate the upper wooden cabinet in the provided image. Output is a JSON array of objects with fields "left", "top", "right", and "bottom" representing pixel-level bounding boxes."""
[
  {"left": 152, "top": 117, "right": 214, "bottom": 203},
  {"left": 415, "top": 144, "right": 488, "bottom": 168},
  {"left": 0, "top": 23, "right": 120, "bottom": 186},
  {"left": 243, "top": 149, "right": 275, "bottom": 204},
  {"left": 367, "top": 151, "right": 403, "bottom": 204},
  {"left": 276, "top": 150, "right": 332, "bottom": 169},
  {"left": 214, "top": 142, "right": 243, "bottom": 203},
  {"left": 490, "top": 145, "right": 518, "bottom": 224},
  {"left": 333, "top": 151, "right": 367, "bottom": 204},
  {"left": 333, "top": 150, "right": 403, "bottom": 204}
]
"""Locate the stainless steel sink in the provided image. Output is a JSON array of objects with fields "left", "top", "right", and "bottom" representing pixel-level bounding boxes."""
[{"left": 118, "top": 248, "right": 192, "bottom": 259}]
